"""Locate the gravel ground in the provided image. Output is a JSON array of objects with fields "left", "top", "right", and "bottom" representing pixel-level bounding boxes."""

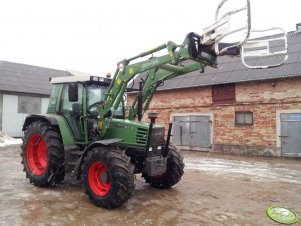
[{"left": 0, "top": 145, "right": 300, "bottom": 226}]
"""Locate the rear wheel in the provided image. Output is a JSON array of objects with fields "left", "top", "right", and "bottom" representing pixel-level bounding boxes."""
[
  {"left": 142, "top": 145, "right": 184, "bottom": 189},
  {"left": 82, "top": 147, "right": 135, "bottom": 209},
  {"left": 21, "top": 121, "right": 65, "bottom": 187}
]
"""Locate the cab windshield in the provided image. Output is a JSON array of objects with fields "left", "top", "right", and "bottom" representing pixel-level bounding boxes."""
[{"left": 87, "top": 83, "right": 124, "bottom": 118}]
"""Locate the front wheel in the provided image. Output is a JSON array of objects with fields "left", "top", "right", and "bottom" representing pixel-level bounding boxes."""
[
  {"left": 82, "top": 147, "right": 135, "bottom": 209},
  {"left": 142, "top": 145, "right": 184, "bottom": 189}
]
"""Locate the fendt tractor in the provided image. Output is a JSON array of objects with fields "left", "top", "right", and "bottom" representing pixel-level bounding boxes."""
[{"left": 21, "top": 0, "right": 288, "bottom": 208}]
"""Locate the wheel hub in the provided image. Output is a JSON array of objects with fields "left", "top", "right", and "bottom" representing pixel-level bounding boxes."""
[
  {"left": 100, "top": 172, "right": 108, "bottom": 183},
  {"left": 26, "top": 134, "right": 48, "bottom": 175},
  {"left": 88, "top": 161, "right": 111, "bottom": 197}
]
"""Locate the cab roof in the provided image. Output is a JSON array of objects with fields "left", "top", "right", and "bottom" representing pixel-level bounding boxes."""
[{"left": 50, "top": 70, "right": 111, "bottom": 84}]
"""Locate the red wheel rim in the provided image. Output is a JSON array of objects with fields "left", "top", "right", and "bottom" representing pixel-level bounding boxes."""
[
  {"left": 26, "top": 134, "right": 48, "bottom": 175},
  {"left": 88, "top": 162, "right": 111, "bottom": 196}
]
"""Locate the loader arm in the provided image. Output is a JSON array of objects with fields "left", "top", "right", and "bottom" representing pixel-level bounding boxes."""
[
  {"left": 97, "top": 0, "right": 288, "bottom": 137},
  {"left": 127, "top": 60, "right": 206, "bottom": 121},
  {"left": 98, "top": 33, "right": 217, "bottom": 136},
  {"left": 127, "top": 39, "right": 244, "bottom": 121}
]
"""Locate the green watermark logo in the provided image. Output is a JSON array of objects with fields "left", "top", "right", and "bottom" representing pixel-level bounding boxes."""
[{"left": 267, "top": 206, "right": 299, "bottom": 225}]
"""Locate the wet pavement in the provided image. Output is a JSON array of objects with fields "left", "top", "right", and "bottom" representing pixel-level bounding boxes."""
[{"left": 0, "top": 146, "right": 300, "bottom": 226}]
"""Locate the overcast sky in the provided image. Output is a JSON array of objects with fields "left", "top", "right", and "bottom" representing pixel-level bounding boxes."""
[{"left": 0, "top": 0, "right": 300, "bottom": 76}]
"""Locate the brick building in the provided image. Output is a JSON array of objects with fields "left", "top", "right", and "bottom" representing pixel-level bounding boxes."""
[{"left": 127, "top": 30, "right": 301, "bottom": 157}]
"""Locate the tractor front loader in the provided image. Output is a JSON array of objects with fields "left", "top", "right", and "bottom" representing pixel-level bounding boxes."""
[{"left": 21, "top": 0, "right": 288, "bottom": 208}]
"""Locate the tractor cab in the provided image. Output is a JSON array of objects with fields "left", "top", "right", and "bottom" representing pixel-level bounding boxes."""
[{"left": 48, "top": 71, "right": 125, "bottom": 142}]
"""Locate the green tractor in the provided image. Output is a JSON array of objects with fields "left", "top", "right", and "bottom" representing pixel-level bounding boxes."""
[
  {"left": 21, "top": 72, "right": 183, "bottom": 208},
  {"left": 21, "top": 0, "right": 287, "bottom": 208}
]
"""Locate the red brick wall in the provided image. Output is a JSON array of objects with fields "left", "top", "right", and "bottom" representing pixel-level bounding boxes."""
[
  {"left": 127, "top": 86, "right": 212, "bottom": 127},
  {"left": 236, "top": 78, "right": 301, "bottom": 103},
  {"left": 127, "top": 77, "right": 301, "bottom": 155}
]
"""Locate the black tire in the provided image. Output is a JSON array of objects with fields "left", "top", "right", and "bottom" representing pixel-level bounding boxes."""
[
  {"left": 82, "top": 147, "right": 135, "bottom": 209},
  {"left": 21, "top": 121, "right": 65, "bottom": 187},
  {"left": 142, "top": 145, "right": 184, "bottom": 189}
]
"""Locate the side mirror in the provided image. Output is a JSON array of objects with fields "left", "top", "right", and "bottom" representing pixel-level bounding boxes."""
[
  {"left": 202, "top": 0, "right": 251, "bottom": 55},
  {"left": 68, "top": 83, "right": 78, "bottom": 102},
  {"left": 241, "top": 27, "right": 288, "bottom": 68}
]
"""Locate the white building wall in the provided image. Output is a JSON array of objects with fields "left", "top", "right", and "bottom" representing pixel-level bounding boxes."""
[
  {"left": 2, "top": 94, "right": 49, "bottom": 137},
  {"left": 2, "top": 94, "right": 26, "bottom": 137}
]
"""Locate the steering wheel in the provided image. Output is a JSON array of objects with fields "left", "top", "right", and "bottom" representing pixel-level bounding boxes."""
[{"left": 87, "top": 101, "right": 103, "bottom": 114}]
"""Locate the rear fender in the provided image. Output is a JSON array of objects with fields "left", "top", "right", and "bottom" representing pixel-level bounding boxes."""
[
  {"left": 23, "top": 114, "right": 75, "bottom": 145},
  {"left": 22, "top": 114, "right": 58, "bottom": 130}
]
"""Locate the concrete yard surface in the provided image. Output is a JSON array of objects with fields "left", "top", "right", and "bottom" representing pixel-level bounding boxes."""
[{"left": 0, "top": 146, "right": 300, "bottom": 226}]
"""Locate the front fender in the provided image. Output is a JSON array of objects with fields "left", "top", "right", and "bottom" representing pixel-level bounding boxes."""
[{"left": 74, "top": 138, "right": 123, "bottom": 178}]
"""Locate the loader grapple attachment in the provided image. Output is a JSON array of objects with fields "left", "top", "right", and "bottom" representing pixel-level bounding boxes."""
[
  {"left": 202, "top": 0, "right": 251, "bottom": 55},
  {"left": 241, "top": 28, "right": 288, "bottom": 69}
]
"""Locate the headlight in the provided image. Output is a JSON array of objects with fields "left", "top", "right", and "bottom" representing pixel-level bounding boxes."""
[{"left": 148, "top": 147, "right": 152, "bottom": 152}]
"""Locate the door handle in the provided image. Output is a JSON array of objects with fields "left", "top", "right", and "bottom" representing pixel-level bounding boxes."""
[{"left": 279, "top": 135, "right": 288, "bottom": 138}]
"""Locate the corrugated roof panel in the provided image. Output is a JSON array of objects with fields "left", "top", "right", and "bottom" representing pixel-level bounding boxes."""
[
  {"left": 0, "top": 61, "right": 67, "bottom": 95},
  {"left": 181, "top": 71, "right": 200, "bottom": 78},
  {"left": 288, "top": 32, "right": 301, "bottom": 44},
  {"left": 209, "top": 72, "right": 232, "bottom": 84},
  {"left": 228, "top": 69, "right": 250, "bottom": 82},
  {"left": 291, "top": 62, "right": 301, "bottom": 75},
  {"left": 193, "top": 74, "right": 214, "bottom": 86},
  {"left": 297, "top": 52, "right": 301, "bottom": 62},
  {"left": 218, "top": 61, "right": 237, "bottom": 72},
  {"left": 266, "top": 64, "right": 292, "bottom": 78},
  {"left": 254, "top": 55, "right": 281, "bottom": 68},
  {"left": 283, "top": 63, "right": 299, "bottom": 76},
  {"left": 216, "top": 56, "right": 228, "bottom": 64},
  {"left": 285, "top": 52, "right": 300, "bottom": 64},
  {"left": 183, "top": 76, "right": 200, "bottom": 87},
  {"left": 159, "top": 79, "right": 176, "bottom": 90},
  {"left": 217, "top": 55, "right": 240, "bottom": 64},
  {"left": 241, "top": 57, "right": 257, "bottom": 68},
  {"left": 203, "top": 65, "right": 218, "bottom": 74},
  {"left": 233, "top": 61, "right": 247, "bottom": 71},
  {"left": 284, "top": 63, "right": 299, "bottom": 76},
  {"left": 244, "top": 69, "right": 260, "bottom": 80},
  {"left": 172, "top": 77, "right": 190, "bottom": 89},
  {"left": 288, "top": 42, "right": 301, "bottom": 53}
]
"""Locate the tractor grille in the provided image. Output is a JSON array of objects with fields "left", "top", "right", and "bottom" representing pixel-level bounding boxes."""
[{"left": 136, "top": 128, "right": 148, "bottom": 145}]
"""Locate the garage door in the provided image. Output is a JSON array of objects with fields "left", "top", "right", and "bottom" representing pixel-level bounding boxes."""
[
  {"left": 171, "top": 115, "right": 212, "bottom": 151},
  {"left": 280, "top": 113, "right": 301, "bottom": 157}
]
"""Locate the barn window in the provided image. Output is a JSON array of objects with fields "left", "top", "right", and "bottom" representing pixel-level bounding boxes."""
[
  {"left": 212, "top": 83, "right": 235, "bottom": 104},
  {"left": 235, "top": 111, "right": 253, "bottom": 125},
  {"left": 18, "top": 96, "right": 42, "bottom": 114}
]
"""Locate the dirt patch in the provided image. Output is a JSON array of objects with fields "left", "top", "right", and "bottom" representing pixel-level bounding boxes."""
[{"left": 0, "top": 146, "right": 300, "bottom": 225}]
